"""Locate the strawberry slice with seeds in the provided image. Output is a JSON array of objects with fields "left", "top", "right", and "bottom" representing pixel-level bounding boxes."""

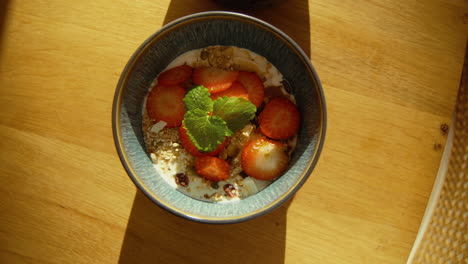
[
  {"left": 241, "top": 138, "right": 289, "bottom": 180},
  {"left": 236, "top": 71, "right": 265, "bottom": 107},
  {"left": 210, "top": 81, "right": 249, "bottom": 101},
  {"left": 192, "top": 67, "right": 239, "bottom": 93},
  {"left": 157, "top": 65, "right": 193, "bottom": 86},
  {"left": 195, "top": 156, "right": 230, "bottom": 182},
  {"left": 259, "top": 97, "right": 300, "bottom": 139},
  {"left": 179, "top": 126, "right": 227, "bottom": 157},
  {"left": 146, "top": 84, "right": 186, "bottom": 127}
]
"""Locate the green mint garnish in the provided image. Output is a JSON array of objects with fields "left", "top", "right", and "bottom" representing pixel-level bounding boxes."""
[
  {"left": 182, "top": 86, "right": 256, "bottom": 152},
  {"left": 213, "top": 97, "right": 256, "bottom": 134},
  {"left": 183, "top": 85, "right": 212, "bottom": 113},
  {"left": 183, "top": 109, "right": 228, "bottom": 152}
]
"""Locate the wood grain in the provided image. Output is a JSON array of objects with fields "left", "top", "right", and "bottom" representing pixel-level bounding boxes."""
[{"left": 0, "top": 0, "right": 467, "bottom": 263}]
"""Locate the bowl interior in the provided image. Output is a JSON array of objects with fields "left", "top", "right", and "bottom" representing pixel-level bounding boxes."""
[{"left": 113, "top": 12, "right": 325, "bottom": 223}]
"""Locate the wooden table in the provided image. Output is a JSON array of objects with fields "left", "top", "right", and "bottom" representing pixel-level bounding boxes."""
[{"left": 1, "top": 1, "right": 466, "bottom": 263}]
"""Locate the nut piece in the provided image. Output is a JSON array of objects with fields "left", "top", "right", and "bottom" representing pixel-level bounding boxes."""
[
  {"left": 210, "top": 182, "right": 219, "bottom": 189},
  {"left": 223, "top": 184, "right": 238, "bottom": 198},
  {"left": 175, "top": 173, "right": 189, "bottom": 187},
  {"left": 200, "top": 46, "right": 234, "bottom": 70}
]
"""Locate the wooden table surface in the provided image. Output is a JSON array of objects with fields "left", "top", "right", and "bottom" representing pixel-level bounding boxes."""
[{"left": 1, "top": 0, "right": 467, "bottom": 263}]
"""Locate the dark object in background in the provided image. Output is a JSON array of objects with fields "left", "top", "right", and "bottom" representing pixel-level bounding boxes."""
[{"left": 214, "top": 0, "right": 284, "bottom": 9}]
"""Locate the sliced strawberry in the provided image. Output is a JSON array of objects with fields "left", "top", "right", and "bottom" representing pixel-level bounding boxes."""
[
  {"left": 259, "top": 97, "right": 300, "bottom": 139},
  {"left": 179, "top": 126, "right": 227, "bottom": 157},
  {"left": 146, "top": 84, "right": 186, "bottom": 127},
  {"left": 241, "top": 138, "right": 289, "bottom": 180},
  {"left": 210, "top": 81, "right": 249, "bottom": 101},
  {"left": 157, "top": 65, "right": 193, "bottom": 86},
  {"left": 195, "top": 156, "right": 230, "bottom": 182},
  {"left": 236, "top": 71, "right": 265, "bottom": 107},
  {"left": 192, "top": 67, "right": 239, "bottom": 93}
]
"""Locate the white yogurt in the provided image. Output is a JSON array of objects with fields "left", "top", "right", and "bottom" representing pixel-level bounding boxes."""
[{"left": 143, "top": 46, "right": 296, "bottom": 202}]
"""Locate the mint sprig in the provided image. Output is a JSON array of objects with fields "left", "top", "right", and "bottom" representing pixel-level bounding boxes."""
[
  {"left": 183, "top": 85, "right": 212, "bottom": 113},
  {"left": 183, "top": 110, "right": 228, "bottom": 152},
  {"left": 213, "top": 97, "right": 256, "bottom": 133},
  {"left": 182, "top": 86, "right": 256, "bottom": 153}
]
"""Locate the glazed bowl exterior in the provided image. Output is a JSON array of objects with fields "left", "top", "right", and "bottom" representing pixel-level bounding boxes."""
[{"left": 112, "top": 11, "right": 326, "bottom": 224}]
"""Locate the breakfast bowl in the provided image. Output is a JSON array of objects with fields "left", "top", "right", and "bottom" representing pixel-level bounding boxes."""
[{"left": 112, "top": 11, "right": 326, "bottom": 224}]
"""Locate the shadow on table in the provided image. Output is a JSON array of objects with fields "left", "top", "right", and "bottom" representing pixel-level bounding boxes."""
[
  {"left": 119, "top": 190, "right": 293, "bottom": 264},
  {"left": 0, "top": 0, "right": 10, "bottom": 59},
  {"left": 119, "top": 1, "right": 310, "bottom": 263},
  {"left": 161, "top": 0, "right": 311, "bottom": 58}
]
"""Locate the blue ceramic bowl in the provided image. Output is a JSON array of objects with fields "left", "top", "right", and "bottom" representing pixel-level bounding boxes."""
[{"left": 112, "top": 11, "right": 326, "bottom": 224}]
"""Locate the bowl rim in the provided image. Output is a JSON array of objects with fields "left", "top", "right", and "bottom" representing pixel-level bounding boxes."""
[{"left": 112, "top": 11, "right": 327, "bottom": 224}]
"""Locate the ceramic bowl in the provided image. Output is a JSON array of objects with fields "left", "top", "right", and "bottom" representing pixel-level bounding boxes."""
[{"left": 112, "top": 11, "right": 326, "bottom": 224}]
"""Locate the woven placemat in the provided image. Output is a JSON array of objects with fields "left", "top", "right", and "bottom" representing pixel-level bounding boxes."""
[{"left": 407, "top": 45, "right": 468, "bottom": 263}]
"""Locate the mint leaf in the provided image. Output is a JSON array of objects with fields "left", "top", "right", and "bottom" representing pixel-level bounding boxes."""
[
  {"left": 181, "top": 85, "right": 256, "bottom": 153},
  {"left": 183, "top": 86, "right": 212, "bottom": 113},
  {"left": 183, "top": 109, "right": 228, "bottom": 153},
  {"left": 212, "top": 97, "right": 256, "bottom": 133}
]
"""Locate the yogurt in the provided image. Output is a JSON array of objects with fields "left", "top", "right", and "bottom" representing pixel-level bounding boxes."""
[{"left": 142, "top": 45, "right": 297, "bottom": 202}]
